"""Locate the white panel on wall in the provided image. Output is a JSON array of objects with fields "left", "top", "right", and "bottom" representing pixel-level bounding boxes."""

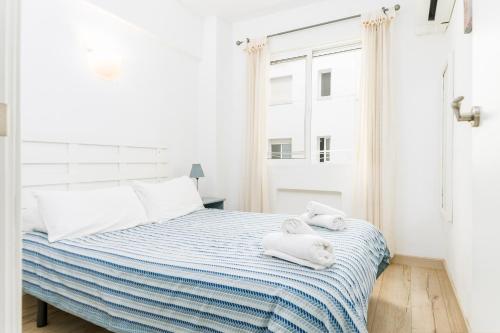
[
  {"left": 275, "top": 188, "right": 342, "bottom": 215},
  {"left": 267, "top": 161, "right": 353, "bottom": 215}
]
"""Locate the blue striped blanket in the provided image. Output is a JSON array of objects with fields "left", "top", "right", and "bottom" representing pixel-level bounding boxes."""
[{"left": 23, "top": 209, "right": 390, "bottom": 333}]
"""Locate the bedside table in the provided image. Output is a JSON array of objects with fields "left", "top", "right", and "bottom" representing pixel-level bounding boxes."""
[{"left": 202, "top": 197, "right": 225, "bottom": 210}]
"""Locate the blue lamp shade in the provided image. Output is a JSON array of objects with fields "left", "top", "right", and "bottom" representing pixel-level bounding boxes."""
[{"left": 190, "top": 164, "right": 205, "bottom": 179}]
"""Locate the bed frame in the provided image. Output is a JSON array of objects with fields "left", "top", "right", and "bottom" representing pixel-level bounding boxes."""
[
  {"left": 37, "top": 300, "right": 48, "bottom": 327},
  {"left": 24, "top": 139, "right": 389, "bottom": 329},
  {"left": 22, "top": 139, "right": 169, "bottom": 328}
]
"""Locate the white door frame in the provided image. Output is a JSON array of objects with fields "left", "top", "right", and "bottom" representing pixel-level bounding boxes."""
[
  {"left": 440, "top": 53, "right": 454, "bottom": 224},
  {"left": 0, "top": 0, "right": 21, "bottom": 332}
]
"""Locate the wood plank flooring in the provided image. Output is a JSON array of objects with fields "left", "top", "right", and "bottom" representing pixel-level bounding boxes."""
[
  {"left": 368, "top": 263, "right": 468, "bottom": 333},
  {"left": 23, "top": 262, "right": 468, "bottom": 333}
]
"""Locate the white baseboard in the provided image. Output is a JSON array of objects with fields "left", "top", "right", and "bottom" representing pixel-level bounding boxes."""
[{"left": 442, "top": 260, "right": 471, "bottom": 332}]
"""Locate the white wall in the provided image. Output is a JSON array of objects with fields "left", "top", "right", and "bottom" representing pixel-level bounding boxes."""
[
  {"left": 221, "top": 0, "right": 447, "bottom": 258},
  {"left": 390, "top": 1, "right": 448, "bottom": 259},
  {"left": 21, "top": 0, "right": 203, "bottom": 177},
  {"left": 196, "top": 16, "right": 233, "bottom": 197},
  {"left": 197, "top": 17, "right": 218, "bottom": 196},
  {"left": 85, "top": 0, "right": 202, "bottom": 58},
  {"left": 214, "top": 19, "right": 235, "bottom": 201}
]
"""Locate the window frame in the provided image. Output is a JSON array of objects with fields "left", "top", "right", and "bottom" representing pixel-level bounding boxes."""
[
  {"left": 317, "top": 136, "right": 332, "bottom": 163},
  {"left": 317, "top": 69, "right": 333, "bottom": 100},
  {"left": 268, "top": 40, "right": 361, "bottom": 162},
  {"left": 269, "top": 138, "right": 293, "bottom": 159}
]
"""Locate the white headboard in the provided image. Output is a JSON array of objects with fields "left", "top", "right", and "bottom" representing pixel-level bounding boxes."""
[{"left": 22, "top": 140, "right": 169, "bottom": 209}]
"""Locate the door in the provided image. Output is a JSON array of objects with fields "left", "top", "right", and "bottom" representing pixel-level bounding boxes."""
[
  {"left": 0, "top": 0, "right": 21, "bottom": 332},
  {"left": 470, "top": 0, "right": 500, "bottom": 331}
]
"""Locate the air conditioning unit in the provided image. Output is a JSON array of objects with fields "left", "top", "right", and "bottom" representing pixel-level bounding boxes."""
[{"left": 416, "top": 0, "right": 456, "bottom": 35}]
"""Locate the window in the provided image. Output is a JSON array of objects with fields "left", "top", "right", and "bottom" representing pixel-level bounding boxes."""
[
  {"left": 270, "top": 75, "right": 293, "bottom": 105},
  {"left": 267, "top": 43, "right": 360, "bottom": 163},
  {"left": 269, "top": 139, "right": 292, "bottom": 159},
  {"left": 318, "top": 136, "right": 331, "bottom": 162},
  {"left": 319, "top": 70, "right": 332, "bottom": 98}
]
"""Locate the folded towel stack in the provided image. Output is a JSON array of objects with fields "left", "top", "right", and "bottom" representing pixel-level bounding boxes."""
[
  {"left": 300, "top": 201, "right": 347, "bottom": 231},
  {"left": 263, "top": 232, "right": 335, "bottom": 270},
  {"left": 262, "top": 201, "right": 348, "bottom": 269}
]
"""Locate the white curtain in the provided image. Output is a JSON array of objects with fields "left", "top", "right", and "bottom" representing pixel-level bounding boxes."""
[
  {"left": 243, "top": 38, "right": 270, "bottom": 213},
  {"left": 353, "top": 10, "right": 396, "bottom": 252}
]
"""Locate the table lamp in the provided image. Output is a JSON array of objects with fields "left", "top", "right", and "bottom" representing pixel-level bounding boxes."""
[{"left": 189, "top": 164, "right": 204, "bottom": 191}]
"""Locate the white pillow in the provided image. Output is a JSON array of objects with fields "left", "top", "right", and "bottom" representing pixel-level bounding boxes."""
[
  {"left": 35, "top": 186, "right": 149, "bottom": 242},
  {"left": 132, "top": 176, "right": 203, "bottom": 221},
  {"left": 22, "top": 207, "right": 47, "bottom": 233}
]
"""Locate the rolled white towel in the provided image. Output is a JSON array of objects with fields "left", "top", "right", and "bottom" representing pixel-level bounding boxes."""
[
  {"left": 299, "top": 213, "right": 346, "bottom": 231},
  {"left": 262, "top": 232, "right": 335, "bottom": 270},
  {"left": 281, "top": 216, "right": 316, "bottom": 235},
  {"left": 306, "top": 201, "right": 346, "bottom": 218}
]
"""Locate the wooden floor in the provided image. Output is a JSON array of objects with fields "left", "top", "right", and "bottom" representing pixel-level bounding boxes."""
[
  {"left": 23, "top": 262, "right": 468, "bottom": 333},
  {"left": 367, "top": 262, "right": 468, "bottom": 333}
]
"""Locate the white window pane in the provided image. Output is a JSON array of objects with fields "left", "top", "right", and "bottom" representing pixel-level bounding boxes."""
[
  {"left": 271, "top": 144, "right": 280, "bottom": 153},
  {"left": 282, "top": 144, "right": 292, "bottom": 159},
  {"left": 270, "top": 76, "right": 292, "bottom": 105},
  {"left": 271, "top": 144, "right": 280, "bottom": 159}
]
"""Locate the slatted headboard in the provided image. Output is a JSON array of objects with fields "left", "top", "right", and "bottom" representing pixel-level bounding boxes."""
[{"left": 22, "top": 140, "right": 169, "bottom": 209}]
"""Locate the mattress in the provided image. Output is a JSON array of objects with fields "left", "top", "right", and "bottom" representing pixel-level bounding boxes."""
[{"left": 22, "top": 209, "right": 390, "bottom": 333}]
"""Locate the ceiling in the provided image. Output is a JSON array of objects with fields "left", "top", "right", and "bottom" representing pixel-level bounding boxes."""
[{"left": 178, "top": 0, "right": 327, "bottom": 21}]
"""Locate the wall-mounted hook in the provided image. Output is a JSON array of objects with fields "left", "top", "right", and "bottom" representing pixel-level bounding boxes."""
[
  {"left": 451, "top": 96, "right": 480, "bottom": 127},
  {"left": 235, "top": 38, "right": 250, "bottom": 46}
]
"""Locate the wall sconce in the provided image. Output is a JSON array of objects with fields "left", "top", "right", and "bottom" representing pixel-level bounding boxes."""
[
  {"left": 451, "top": 96, "right": 480, "bottom": 127},
  {"left": 87, "top": 49, "right": 122, "bottom": 80}
]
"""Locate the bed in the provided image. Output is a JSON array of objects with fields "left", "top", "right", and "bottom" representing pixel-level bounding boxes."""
[{"left": 23, "top": 208, "right": 390, "bottom": 333}]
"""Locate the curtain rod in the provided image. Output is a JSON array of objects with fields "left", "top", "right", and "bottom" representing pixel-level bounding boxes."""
[{"left": 235, "top": 4, "right": 400, "bottom": 46}]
